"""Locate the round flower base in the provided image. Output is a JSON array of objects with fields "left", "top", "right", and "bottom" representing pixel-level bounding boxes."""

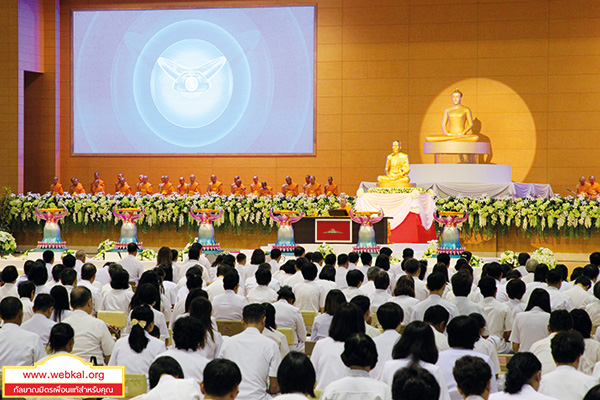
[
  {"left": 37, "top": 241, "right": 67, "bottom": 250},
  {"left": 201, "top": 244, "right": 222, "bottom": 254},
  {"left": 353, "top": 245, "right": 381, "bottom": 254},
  {"left": 437, "top": 247, "right": 465, "bottom": 258},
  {"left": 272, "top": 244, "right": 297, "bottom": 254},
  {"left": 113, "top": 242, "right": 143, "bottom": 251}
]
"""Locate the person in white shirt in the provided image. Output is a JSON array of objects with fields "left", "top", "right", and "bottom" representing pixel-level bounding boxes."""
[
  {"left": 243, "top": 249, "right": 268, "bottom": 288},
  {"left": 582, "top": 264, "right": 599, "bottom": 286},
  {"left": 510, "top": 288, "right": 551, "bottom": 353},
  {"left": 119, "top": 243, "right": 146, "bottom": 285},
  {"left": 436, "top": 315, "right": 498, "bottom": 400},
  {"left": 179, "top": 246, "right": 211, "bottom": 285},
  {"left": 100, "top": 268, "right": 133, "bottom": 312},
  {"left": 311, "top": 303, "right": 365, "bottom": 390},
  {"left": 293, "top": 263, "right": 324, "bottom": 311},
  {"left": 358, "top": 252, "right": 373, "bottom": 280},
  {"left": 0, "top": 265, "right": 18, "bottom": 301},
  {"left": 412, "top": 273, "right": 459, "bottom": 322},
  {"left": 489, "top": 352, "right": 557, "bottom": 400},
  {"left": 220, "top": 303, "right": 282, "bottom": 400},
  {"left": 262, "top": 302, "right": 290, "bottom": 358},
  {"left": 273, "top": 286, "right": 307, "bottom": 352},
  {"left": 94, "top": 261, "right": 113, "bottom": 286},
  {"left": 282, "top": 257, "right": 306, "bottom": 289},
  {"left": 478, "top": 276, "right": 513, "bottom": 352},
  {"left": 539, "top": 331, "right": 598, "bottom": 400},
  {"left": 273, "top": 260, "right": 297, "bottom": 285},
  {"left": 0, "top": 296, "right": 47, "bottom": 367},
  {"left": 321, "top": 332, "right": 391, "bottom": 400},
  {"left": 74, "top": 249, "right": 86, "bottom": 280},
  {"left": 424, "top": 305, "right": 451, "bottom": 352},
  {"left": 42, "top": 250, "right": 55, "bottom": 278},
  {"left": 371, "top": 302, "right": 402, "bottom": 379},
  {"left": 570, "top": 308, "right": 600, "bottom": 376},
  {"left": 563, "top": 276, "right": 594, "bottom": 309},
  {"left": 49, "top": 284, "right": 72, "bottom": 323},
  {"left": 342, "top": 270, "right": 365, "bottom": 302},
  {"left": 155, "top": 316, "right": 209, "bottom": 383},
  {"left": 109, "top": 304, "right": 166, "bottom": 375},
  {"left": 246, "top": 266, "right": 279, "bottom": 304},
  {"left": 335, "top": 254, "right": 350, "bottom": 290},
  {"left": 545, "top": 269, "right": 574, "bottom": 311},
  {"left": 389, "top": 276, "right": 420, "bottom": 323},
  {"left": 63, "top": 286, "right": 115, "bottom": 365},
  {"left": 505, "top": 279, "right": 527, "bottom": 321},
  {"left": 188, "top": 297, "right": 223, "bottom": 360},
  {"left": 244, "top": 263, "right": 281, "bottom": 295},
  {"left": 515, "top": 252, "right": 531, "bottom": 277},
  {"left": 276, "top": 351, "right": 317, "bottom": 399},
  {"left": 78, "top": 263, "right": 102, "bottom": 312},
  {"left": 143, "top": 356, "right": 203, "bottom": 400},
  {"left": 212, "top": 270, "right": 248, "bottom": 320},
  {"left": 21, "top": 293, "right": 56, "bottom": 346},
  {"left": 268, "top": 248, "right": 282, "bottom": 272},
  {"left": 586, "top": 281, "right": 600, "bottom": 325},
  {"left": 60, "top": 267, "right": 77, "bottom": 296},
  {"left": 17, "top": 280, "right": 35, "bottom": 322},
  {"left": 126, "top": 283, "right": 169, "bottom": 340},
  {"left": 205, "top": 264, "right": 230, "bottom": 301},
  {"left": 451, "top": 271, "right": 485, "bottom": 316},
  {"left": 369, "top": 271, "right": 392, "bottom": 312},
  {"left": 351, "top": 295, "right": 381, "bottom": 338},
  {"left": 311, "top": 289, "right": 346, "bottom": 342},
  {"left": 200, "top": 358, "right": 242, "bottom": 400},
  {"left": 317, "top": 266, "right": 338, "bottom": 307},
  {"left": 392, "top": 363, "right": 443, "bottom": 400},
  {"left": 522, "top": 258, "right": 539, "bottom": 284},
  {"left": 453, "top": 356, "right": 492, "bottom": 400},
  {"left": 29, "top": 261, "right": 51, "bottom": 297},
  {"left": 176, "top": 266, "right": 204, "bottom": 304},
  {"left": 359, "top": 267, "right": 380, "bottom": 298},
  {"left": 530, "top": 309, "right": 574, "bottom": 375}
]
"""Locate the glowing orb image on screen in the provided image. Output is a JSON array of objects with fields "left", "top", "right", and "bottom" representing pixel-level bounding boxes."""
[{"left": 150, "top": 39, "right": 233, "bottom": 129}]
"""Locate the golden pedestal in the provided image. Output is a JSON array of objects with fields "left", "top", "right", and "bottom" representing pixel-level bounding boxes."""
[{"left": 377, "top": 181, "right": 416, "bottom": 188}]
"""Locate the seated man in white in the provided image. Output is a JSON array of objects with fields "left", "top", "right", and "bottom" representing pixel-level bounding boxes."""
[
  {"left": 17, "top": 280, "right": 35, "bottom": 323},
  {"left": 200, "top": 359, "right": 242, "bottom": 400},
  {"left": 342, "top": 270, "right": 365, "bottom": 302},
  {"left": 100, "top": 268, "right": 133, "bottom": 312},
  {"left": 563, "top": 276, "right": 594, "bottom": 309},
  {"left": 155, "top": 316, "right": 209, "bottom": 383},
  {"left": 220, "top": 303, "right": 282, "bottom": 400},
  {"left": 272, "top": 286, "right": 307, "bottom": 352},
  {"left": 539, "top": 331, "right": 598, "bottom": 400},
  {"left": 140, "top": 356, "right": 202, "bottom": 400},
  {"left": 411, "top": 273, "right": 459, "bottom": 322},
  {"left": 212, "top": 270, "right": 248, "bottom": 320},
  {"left": 293, "top": 263, "right": 324, "bottom": 312},
  {"left": 530, "top": 309, "right": 573, "bottom": 375},
  {"left": 335, "top": 254, "right": 350, "bottom": 290},
  {"left": 74, "top": 249, "right": 86, "bottom": 280},
  {"left": 247, "top": 267, "right": 278, "bottom": 304},
  {"left": 0, "top": 265, "right": 18, "bottom": 301},
  {"left": 63, "top": 286, "right": 115, "bottom": 365},
  {"left": 60, "top": 267, "right": 77, "bottom": 295},
  {"left": 505, "top": 279, "right": 526, "bottom": 321},
  {"left": 424, "top": 305, "right": 450, "bottom": 352},
  {"left": 21, "top": 293, "right": 56, "bottom": 346},
  {"left": 371, "top": 302, "right": 402, "bottom": 379},
  {"left": 359, "top": 267, "right": 379, "bottom": 299},
  {"left": 545, "top": 269, "right": 574, "bottom": 311},
  {"left": 0, "top": 296, "right": 46, "bottom": 367},
  {"left": 450, "top": 271, "right": 485, "bottom": 316},
  {"left": 206, "top": 264, "right": 230, "bottom": 301},
  {"left": 369, "top": 271, "right": 392, "bottom": 312},
  {"left": 515, "top": 252, "right": 531, "bottom": 277},
  {"left": 179, "top": 245, "right": 210, "bottom": 286},
  {"left": 119, "top": 243, "right": 146, "bottom": 285},
  {"left": 436, "top": 315, "right": 497, "bottom": 400},
  {"left": 478, "top": 276, "right": 513, "bottom": 353},
  {"left": 78, "top": 263, "right": 102, "bottom": 312},
  {"left": 244, "top": 263, "right": 281, "bottom": 295},
  {"left": 403, "top": 258, "right": 429, "bottom": 301},
  {"left": 176, "top": 266, "right": 205, "bottom": 304},
  {"left": 453, "top": 356, "right": 492, "bottom": 400}
]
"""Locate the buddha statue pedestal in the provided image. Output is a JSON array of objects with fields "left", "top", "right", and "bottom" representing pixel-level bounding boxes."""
[
  {"left": 376, "top": 181, "right": 416, "bottom": 189},
  {"left": 423, "top": 141, "right": 490, "bottom": 164}
]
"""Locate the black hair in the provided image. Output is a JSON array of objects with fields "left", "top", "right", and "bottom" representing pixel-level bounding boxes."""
[
  {"left": 505, "top": 269, "right": 521, "bottom": 280},
  {"left": 575, "top": 275, "right": 592, "bottom": 289},
  {"left": 551, "top": 331, "right": 585, "bottom": 364},
  {"left": 478, "top": 276, "right": 497, "bottom": 298},
  {"left": 534, "top": 264, "right": 549, "bottom": 283},
  {"left": 304, "top": 252, "right": 313, "bottom": 262},
  {"left": 349, "top": 295, "right": 370, "bottom": 316},
  {"left": 460, "top": 251, "right": 472, "bottom": 262},
  {"left": 504, "top": 352, "right": 541, "bottom": 394},
  {"left": 223, "top": 254, "right": 236, "bottom": 268},
  {"left": 127, "top": 242, "right": 139, "bottom": 254},
  {"left": 137, "top": 271, "right": 162, "bottom": 311},
  {"left": 392, "top": 362, "right": 440, "bottom": 400},
  {"left": 262, "top": 302, "right": 277, "bottom": 331},
  {"left": 549, "top": 309, "right": 573, "bottom": 332},
  {"left": 319, "top": 265, "right": 336, "bottom": 282},
  {"left": 184, "top": 288, "right": 208, "bottom": 313},
  {"left": 451, "top": 272, "right": 472, "bottom": 297},
  {"left": 48, "top": 322, "right": 74, "bottom": 352},
  {"left": 584, "top": 385, "right": 600, "bottom": 400},
  {"left": 447, "top": 315, "right": 479, "bottom": 349},
  {"left": 185, "top": 267, "right": 204, "bottom": 291},
  {"left": 518, "top": 252, "right": 530, "bottom": 266},
  {"left": 223, "top": 270, "right": 240, "bottom": 290},
  {"left": 337, "top": 253, "right": 349, "bottom": 266},
  {"left": 402, "top": 248, "right": 413, "bottom": 258},
  {"left": 70, "top": 286, "right": 92, "bottom": 309},
  {"left": 583, "top": 264, "right": 600, "bottom": 281},
  {"left": 485, "top": 262, "right": 503, "bottom": 280},
  {"left": 546, "top": 269, "right": 562, "bottom": 285},
  {"left": 341, "top": 333, "right": 378, "bottom": 369},
  {"left": 506, "top": 279, "right": 526, "bottom": 300},
  {"left": 426, "top": 273, "right": 446, "bottom": 292},
  {"left": 203, "top": 359, "right": 242, "bottom": 397},
  {"left": 324, "top": 253, "right": 337, "bottom": 266},
  {"left": 129, "top": 305, "right": 154, "bottom": 353},
  {"left": 375, "top": 255, "right": 390, "bottom": 271},
  {"left": 432, "top": 264, "right": 449, "bottom": 283},
  {"left": 418, "top": 260, "right": 427, "bottom": 280},
  {"left": 18, "top": 280, "right": 35, "bottom": 299},
  {"left": 60, "top": 268, "right": 77, "bottom": 286},
  {"left": 394, "top": 276, "right": 415, "bottom": 298},
  {"left": 157, "top": 264, "right": 174, "bottom": 283},
  {"left": 293, "top": 246, "right": 305, "bottom": 258},
  {"left": 81, "top": 263, "right": 96, "bottom": 281},
  {"left": 33, "top": 293, "right": 55, "bottom": 313},
  {"left": 0, "top": 296, "right": 22, "bottom": 321},
  {"left": 277, "top": 286, "right": 296, "bottom": 304},
  {"left": 256, "top": 268, "right": 272, "bottom": 286},
  {"left": 453, "top": 355, "right": 492, "bottom": 397},
  {"left": 392, "top": 321, "right": 438, "bottom": 364},
  {"left": 173, "top": 316, "right": 203, "bottom": 351},
  {"left": 328, "top": 303, "right": 365, "bottom": 342},
  {"left": 312, "top": 252, "right": 323, "bottom": 264},
  {"left": 404, "top": 259, "right": 420, "bottom": 275},
  {"left": 42, "top": 250, "right": 54, "bottom": 264},
  {"left": 555, "top": 264, "right": 569, "bottom": 282},
  {"left": 277, "top": 352, "right": 315, "bottom": 397},
  {"left": 62, "top": 254, "right": 76, "bottom": 269},
  {"left": 301, "top": 263, "right": 318, "bottom": 281},
  {"left": 374, "top": 271, "right": 390, "bottom": 290},
  {"left": 236, "top": 253, "right": 246, "bottom": 263},
  {"left": 148, "top": 356, "right": 184, "bottom": 389},
  {"left": 525, "top": 288, "right": 551, "bottom": 313},
  {"left": 50, "top": 285, "right": 70, "bottom": 322},
  {"left": 380, "top": 247, "right": 393, "bottom": 257},
  {"left": 436, "top": 253, "right": 450, "bottom": 266},
  {"left": 110, "top": 269, "right": 130, "bottom": 290},
  {"left": 324, "top": 289, "right": 346, "bottom": 316},
  {"left": 250, "top": 248, "right": 266, "bottom": 265},
  {"left": 423, "top": 305, "right": 449, "bottom": 327},
  {"left": 346, "top": 270, "right": 364, "bottom": 288},
  {"left": 590, "top": 252, "right": 600, "bottom": 267},
  {"left": 280, "top": 260, "right": 297, "bottom": 275},
  {"left": 270, "top": 248, "right": 281, "bottom": 260},
  {"left": 360, "top": 252, "right": 373, "bottom": 266},
  {"left": 216, "top": 264, "right": 232, "bottom": 278},
  {"left": 51, "top": 264, "right": 65, "bottom": 283},
  {"left": 130, "top": 283, "right": 160, "bottom": 312},
  {"left": 28, "top": 262, "right": 48, "bottom": 286},
  {"left": 242, "top": 303, "right": 266, "bottom": 324},
  {"left": 377, "top": 302, "right": 403, "bottom": 330},
  {"left": 189, "top": 296, "right": 215, "bottom": 346},
  {"left": 571, "top": 309, "right": 593, "bottom": 339},
  {"left": 1, "top": 265, "right": 17, "bottom": 283},
  {"left": 347, "top": 252, "right": 359, "bottom": 264},
  {"left": 454, "top": 258, "right": 468, "bottom": 271}
]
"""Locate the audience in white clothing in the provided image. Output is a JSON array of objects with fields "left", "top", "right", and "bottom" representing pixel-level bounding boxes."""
[
  {"left": 200, "top": 358, "right": 242, "bottom": 400},
  {"left": 21, "top": 293, "right": 56, "bottom": 345},
  {"left": 424, "top": 305, "right": 451, "bottom": 353},
  {"left": 247, "top": 266, "right": 278, "bottom": 304},
  {"left": 212, "top": 269, "right": 248, "bottom": 320},
  {"left": 49, "top": 284, "right": 72, "bottom": 322},
  {"left": 342, "top": 270, "right": 364, "bottom": 302},
  {"left": 371, "top": 302, "right": 403, "bottom": 379},
  {"left": 100, "top": 268, "right": 133, "bottom": 312},
  {"left": 453, "top": 356, "right": 492, "bottom": 400},
  {"left": 293, "top": 263, "right": 324, "bottom": 311},
  {"left": 0, "top": 265, "right": 18, "bottom": 301},
  {"left": 510, "top": 288, "right": 551, "bottom": 353},
  {"left": 392, "top": 362, "right": 441, "bottom": 400},
  {"left": 17, "top": 280, "right": 35, "bottom": 322},
  {"left": 311, "top": 289, "right": 346, "bottom": 342},
  {"left": 143, "top": 356, "right": 203, "bottom": 400},
  {"left": 276, "top": 351, "right": 317, "bottom": 399}
]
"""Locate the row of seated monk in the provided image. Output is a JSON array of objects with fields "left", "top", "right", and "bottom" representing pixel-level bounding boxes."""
[
  {"left": 50, "top": 173, "right": 342, "bottom": 198},
  {"left": 576, "top": 176, "right": 600, "bottom": 198}
]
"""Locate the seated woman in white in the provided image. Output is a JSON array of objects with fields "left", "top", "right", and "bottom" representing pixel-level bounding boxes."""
[
  {"left": 311, "top": 290, "right": 346, "bottom": 342},
  {"left": 34, "top": 323, "right": 76, "bottom": 400},
  {"left": 49, "top": 286, "right": 72, "bottom": 323},
  {"left": 391, "top": 363, "right": 442, "bottom": 400},
  {"left": 100, "top": 269, "right": 133, "bottom": 313},
  {"left": 188, "top": 296, "right": 223, "bottom": 360},
  {"left": 321, "top": 333, "right": 391, "bottom": 400},
  {"left": 126, "top": 283, "right": 169, "bottom": 341},
  {"left": 109, "top": 305, "right": 166, "bottom": 375},
  {"left": 489, "top": 352, "right": 558, "bottom": 400},
  {"left": 388, "top": 276, "right": 420, "bottom": 324},
  {"left": 510, "top": 288, "right": 551, "bottom": 352},
  {"left": 262, "top": 302, "right": 290, "bottom": 358},
  {"left": 137, "top": 356, "right": 202, "bottom": 400},
  {"left": 275, "top": 351, "right": 317, "bottom": 399}
]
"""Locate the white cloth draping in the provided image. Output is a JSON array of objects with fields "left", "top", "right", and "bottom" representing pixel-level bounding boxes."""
[
  {"left": 355, "top": 192, "right": 435, "bottom": 230},
  {"left": 359, "top": 182, "right": 553, "bottom": 199}
]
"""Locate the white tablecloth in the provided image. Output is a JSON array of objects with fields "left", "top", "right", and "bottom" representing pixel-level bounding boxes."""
[
  {"left": 359, "top": 182, "right": 554, "bottom": 199},
  {"left": 355, "top": 193, "right": 436, "bottom": 230}
]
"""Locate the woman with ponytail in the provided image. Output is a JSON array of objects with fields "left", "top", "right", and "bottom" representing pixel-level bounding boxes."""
[
  {"left": 109, "top": 305, "right": 166, "bottom": 376},
  {"left": 128, "top": 283, "right": 169, "bottom": 340},
  {"left": 189, "top": 297, "right": 223, "bottom": 359},
  {"left": 489, "top": 352, "right": 556, "bottom": 399}
]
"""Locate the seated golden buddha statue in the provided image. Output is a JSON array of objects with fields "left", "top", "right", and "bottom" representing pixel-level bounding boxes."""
[
  {"left": 426, "top": 89, "right": 478, "bottom": 142},
  {"left": 376, "top": 141, "right": 412, "bottom": 187}
]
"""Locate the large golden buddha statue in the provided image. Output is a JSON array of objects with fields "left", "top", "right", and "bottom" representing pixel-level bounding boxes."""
[
  {"left": 377, "top": 141, "right": 412, "bottom": 188},
  {"left": 426, "top": 89, "right": 478, "bottom": 142}
]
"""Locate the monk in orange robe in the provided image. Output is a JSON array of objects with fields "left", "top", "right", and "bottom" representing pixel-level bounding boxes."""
[
  {"left": 281, "top": 176, "right": 299, "bottom": 197},
  {"left": 324, "top": 176, "right": 339, "bottom": 197},
  {"left": 589, "top": 176, "right": 600, "bottom": 197},
  {"left": 115, "top": 173, "right": 124, "bottom": 193},
  {"left": 70, "top": 177, "right": 86, "bottom": 195},
  {"left": 140, "top": 175, "right": 153, "bottom": 195},
  {"left": 306, "top": 175, "right": 322, "bottom": 196},
  {"left": 51, "top": 177, "right": 64, "bottom": 195},
  {"left": 188, "top": 174, "right": 201, "bottom": 195},
  {"left": 258, "top": 181, "right": 274, "bottom": 196},
  {"left": 159, "top": 175, "right": 174, "bottom": 195},
  {"left": 177, "top": 177, "right": 188, "bottom": 195},
  {"left": 302, "top": 174, "right": 310, "bottom": 195},
  {"left": 230, "top": 175, "right": 240, "bottom": 195},
  {"left": 232, "top": 179, "right": 247, "bottom": 196},
  {"left": 207, "top": 175, "right": 224, "bottom": 195},
  {"left": 250, "top": 176, "right": 261, "bottom": 195},
  {"left": 339, "top": 197, "right": 352, "bottom": 215},
  {"left": 135, "top": 174, "right": 144, "bottom": 193},
  {"left": 116, "top": 176, "right": 132, "bottom": 195},
  {"left": 577, "top": 176, "right": 592, "bottom": 197},
  {"left": 91, "top": 179, "right": 106, "bottom": 195}
]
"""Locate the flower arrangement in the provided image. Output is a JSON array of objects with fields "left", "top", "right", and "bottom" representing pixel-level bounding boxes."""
[
  {"left": 499, "top": 250, "right": 517, "bottom": 268},
  {"left": 470, "top": 254, "right": 484, "bottom": 268},
  {"left": 368, "top": 187, "right": 432, "bottom": 195},
  {"left": 93, "top": 239, "right": 115, "bottom": 260},
  {"left": 138, "top": 248, "right": 157, "bottom": 261},
  {"left": 532, "top": 247, "right": 557, "bottom": 268},
  {"left": 421, "top": 240, "right": 439, "bottom": 260},
  {"left": 317, "top": 242, "right": 335, "bottom": 257},
  {"left": 0, "top": 231, "right": 17, "bottom": 255}
]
